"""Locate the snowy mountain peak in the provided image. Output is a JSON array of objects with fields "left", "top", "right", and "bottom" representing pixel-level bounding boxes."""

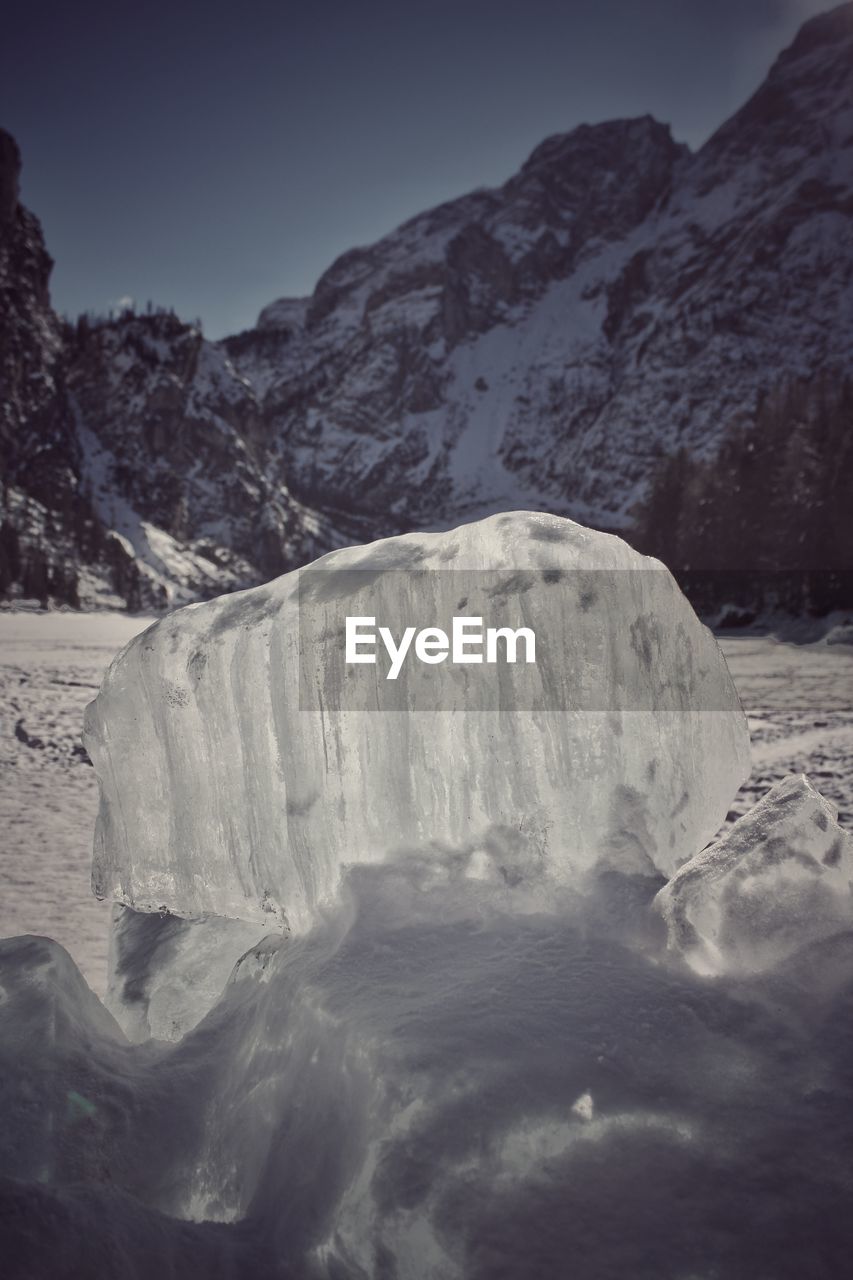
[
  {"left": 697, "top": 0, "right": 853, "bottom": 183},
  {"left": 2, "top": 3, "right": 853, "bottom": 609},
  {"left": 225, "top": 10, "right": 853, "bottom": 539},
  {"left": 255, "top": 295, "right": 309, "bottom": 332},
  {"left": 520, "top": 114, "right": 685, "bottom": 176},
  {"left": 783, "top": 0, "right": 853, "bottom": 60}
]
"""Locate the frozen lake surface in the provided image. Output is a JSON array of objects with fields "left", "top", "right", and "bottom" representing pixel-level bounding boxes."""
[{"left": 1, "top": 612, "right": 851, "bottom": 996}]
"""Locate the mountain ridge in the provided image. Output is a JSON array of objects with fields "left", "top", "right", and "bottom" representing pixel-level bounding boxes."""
[{"left": 1, "top": 2, "right": 852, "bottom": 608}]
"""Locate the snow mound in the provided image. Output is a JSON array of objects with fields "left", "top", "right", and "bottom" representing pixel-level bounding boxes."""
[
  {"left": 83, "top": 511, "right": 750, "bottom": 934},
  {"left": 655, "top": 774, "right": 853, "bottom": 975},
  {"left": 4, "top": 843, "right": 853, "bottom": 1277}
]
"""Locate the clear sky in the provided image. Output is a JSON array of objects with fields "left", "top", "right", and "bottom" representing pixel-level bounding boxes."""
[{"left": 1, "top": 0, "right": 831, "bottom": 338}]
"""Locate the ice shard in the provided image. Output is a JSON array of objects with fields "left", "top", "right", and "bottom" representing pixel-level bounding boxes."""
[
  {"left": 104, "top": 905, "right": 272, "bottom": 1042},
  {"left": 654, "top": 774, "right": 853, "bottom": 976}
]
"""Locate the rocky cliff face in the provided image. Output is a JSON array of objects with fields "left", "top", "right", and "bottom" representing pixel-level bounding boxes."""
[
  {"left": 2, "top": 4, "right": 852, "bottom": 608},
  {"left": 0, "top": 132, "right": 335, "bottom": 608},
  {"left": 0, "top": 132, "right": 65, "bottom": 487},
  {"left": 64, "top": 310, "right": 338, "bottom": 606},
  {"left": 0, "top": 130, "right": 87, "bottom": 603},
  {"left": 223, "top": 116, "right": 686, "bottom": 530}
]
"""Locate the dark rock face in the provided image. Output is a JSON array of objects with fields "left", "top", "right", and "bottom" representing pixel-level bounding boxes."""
[
  {"left": 64, "top": 310, "right": 333, "bottom": 604},
  {"left": 2, "top": 4, "right": 853, "bottom": 607},
  {"left": 0, "top": 131, "right": 22, "bottom": 224},
  {"left": 0, "top": 127, "right": 62, "bottom": 476},
  {"left": 0, "top": 127, "right": 87, "bottom": 605},
  {"left": 0, "top": 131, "right": 334, "bottom": 608}
]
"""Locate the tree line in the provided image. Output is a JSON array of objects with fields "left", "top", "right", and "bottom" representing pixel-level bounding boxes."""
[{"left": 633, "top": 374, "right": 853, "bottom": 617}]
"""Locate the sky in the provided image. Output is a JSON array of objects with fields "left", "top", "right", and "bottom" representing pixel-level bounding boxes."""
[{"left": 0, "top": 0, "right": 832, "bottom": 338}]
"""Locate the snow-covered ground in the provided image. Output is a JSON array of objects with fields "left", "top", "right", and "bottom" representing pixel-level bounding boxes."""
[
  {"left": 0, "top": 613, "right": 850, "bottom": 997},
  {"left": 719, "top": 634, "right": 853, "bottom": 829},
  {"left": 0, "top": 611, "right": 154, "bottom": 995}
]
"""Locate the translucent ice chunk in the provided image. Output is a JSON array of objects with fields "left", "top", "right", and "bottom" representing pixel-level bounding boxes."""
[
  {"left": 654, "top": 774, "right": 853, "bottom": 976},
  {"left": 83, "top": 512, "right": 750, "bottom": 931},
  {"left": 105, "top": 905, "right": 273, "bottom": 1042}
]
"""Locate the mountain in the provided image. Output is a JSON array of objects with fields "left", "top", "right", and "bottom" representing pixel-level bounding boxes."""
[
  {"left": 0, "top": 141, "right": 342, "bottom": 609},
  {"left": 64, "top": 310, "right": 342, "bottom": 607},
  {"left": 226, "top": 116, "right": 687, "bottom": 532},
  {"left": 232, "top": 2, "right": 853, "bottom": 533},
  {"left": 2, "top": 3, "right": 852, "bottom": 609},
  {"left": 0, "top": 130, "right": 87, "bottom": 604}
]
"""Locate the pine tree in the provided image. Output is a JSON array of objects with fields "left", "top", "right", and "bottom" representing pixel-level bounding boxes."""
[
  {"left": 634, "top": 372, "right": 853, "bottom": 615},
  {"left": 22, "top": 546, "right": 50, "bottom": 607},
  {"left": 0, "top": 520, "right": 21, "bottom": 585}
]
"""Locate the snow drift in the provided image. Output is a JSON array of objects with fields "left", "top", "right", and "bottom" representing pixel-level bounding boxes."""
[{"left": 4, "top": 836, "right": 853, "bottom": 1278}]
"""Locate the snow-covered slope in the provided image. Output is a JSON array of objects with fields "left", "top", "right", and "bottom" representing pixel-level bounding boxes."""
[{"left": 227, "top": 3, "right": 853, "bottom": 533}]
